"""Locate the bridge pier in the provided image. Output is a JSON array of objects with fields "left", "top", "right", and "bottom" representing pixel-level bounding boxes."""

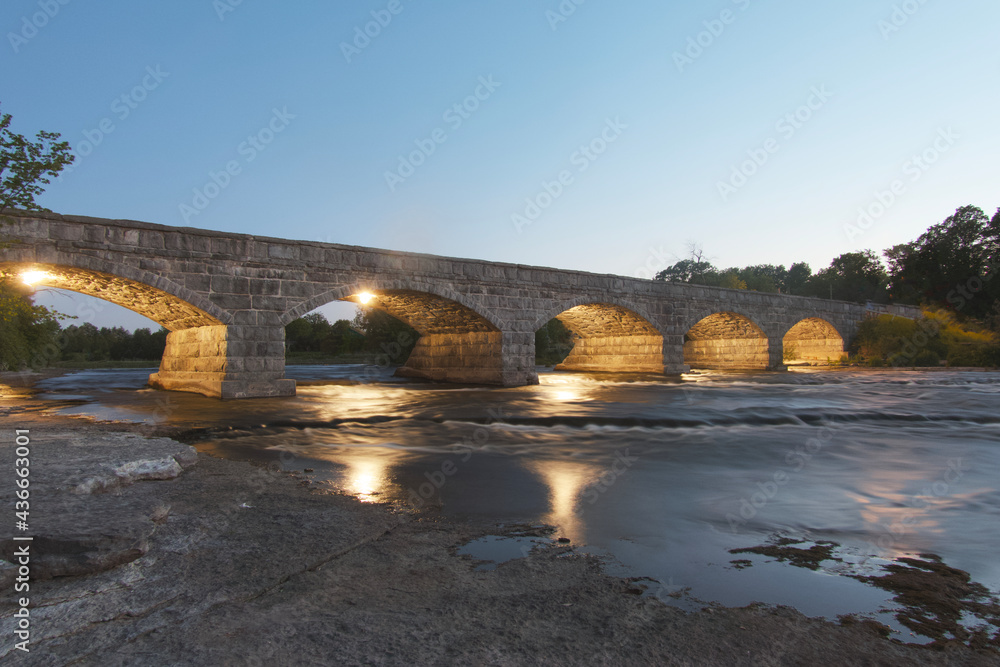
[
  {"left": 767, "top": 340, "right": 787, "bottom": 371},
  {"left": 555, "top": 334, "right": 664, "bottom": 373},
  {"left": 663, "top": 335, "right": 690, "bottom": 374},
  {"left": 395, "top": 331, "right": 538, "bottom": 386},
  {"left": 149, "top": 325, "right": 295, "bottom": 399}
]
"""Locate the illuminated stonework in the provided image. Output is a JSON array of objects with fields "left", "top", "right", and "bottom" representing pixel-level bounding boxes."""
[
  {"left": 369, "top": 290, "right": 498, "bottom": 334},
  {"left": 1, "top": 210, "right": 894, "bottom": 397},
  {"left": 684, "top": 312, "right": 769, "bottom": 370},
  {"left": 554, "top": 304, "right": 663, "bottom": 373},
  {"left": 3, "top": 264, "right": 221, "bottom": 330},
  {"left": 782, "top": 317, "right": 845, "bottom": 364}
]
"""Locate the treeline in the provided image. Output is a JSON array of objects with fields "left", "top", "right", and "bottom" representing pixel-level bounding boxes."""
[
  {"left": 284, "top": 309, "right": 418, "bottom": 363},
  {"left": 656, "top": 252, "right": 887, "bottom": 303},
  {"left": 0, "top": 304, "right": 169, "bottom": 370},
  {"left": 657, "top": 205, "right": 1000, "bottom": 326},
  {"left": 59, "top": 323, "right": 168, "bottom": 362}
]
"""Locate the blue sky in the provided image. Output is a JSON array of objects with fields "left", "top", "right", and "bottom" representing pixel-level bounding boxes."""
[{"left": 3, "top": 1, "right": 998, "bottom": 329}]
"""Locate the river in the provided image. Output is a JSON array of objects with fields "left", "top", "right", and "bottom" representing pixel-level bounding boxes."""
[{"left": 29, "top": 365, "right": 1000, "bottom": 643}]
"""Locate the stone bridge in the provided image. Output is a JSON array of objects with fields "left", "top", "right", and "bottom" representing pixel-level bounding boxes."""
[{"left": 0, "top": 211, "right": 894, "bottom": 399}]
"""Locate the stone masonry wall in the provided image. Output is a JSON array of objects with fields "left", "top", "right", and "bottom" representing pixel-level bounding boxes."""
[
  {"left": 1, "top": 211, "right": 875, "bottom": 397},
  {"left": 683, "top": 339, "right": 770, "bottom": 370},
  {"left": 396, "top": 332, "right": 513, "bottom": 385},
  {"left": 557, "top": 335, "right": 664, "bottom": 373}
]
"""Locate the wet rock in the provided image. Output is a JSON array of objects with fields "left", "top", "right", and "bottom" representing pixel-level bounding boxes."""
[{"left": 0, "top": 430, "right": 196, "bottom": 581}]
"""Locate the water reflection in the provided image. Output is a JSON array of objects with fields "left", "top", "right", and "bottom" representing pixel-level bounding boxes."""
[
  {"left": 18, "top": 366, "right": 1000, "bottom": 626},
  {"left": 524, "top": 458, "right": 602, "bottom": 543},
  {"left": 341, "top": 454, "right": 392, "bottom": 502}
]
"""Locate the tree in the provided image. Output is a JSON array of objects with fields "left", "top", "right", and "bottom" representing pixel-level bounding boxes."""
[
  {"left": 0, "top": 104, "right": 74, "bottom": 370},
  {"left": 0, "top": 102, "right": 74, "bottom": 213},
  {"left": 718, "top": 271, "right": 748, "bottom": 290},
  {"left": 0, "top": 286, "right": 61, "bottom": 370},
  {"left": 327, "top": 319, "right": 365, "bottom": 355},
  {"left": 654, "top": 258, "right": 715, "bottom": 283},
  {"left": 654, "top": 242, "right": 716, "bottom": 283},
  {"left": 352, "top": 308, "right": 418, "bottom": 362},
  {"left": 535, "top": 318, "right": 574, "bottom": 364},
  {"left": 885, "top": 206, "right": 999, "bottom": 319},
  {"left": 735, "top": 264, "right": 787, "bottom": 293},
  {"left": 785, "top": 262, "right": 812, "bottom": 295},
  {"left": 806, "top": 250, "right": 889, "bottom": 303}
]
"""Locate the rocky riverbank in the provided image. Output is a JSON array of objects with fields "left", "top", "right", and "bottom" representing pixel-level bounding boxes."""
[{"left": 0, "top": 406, "right": 996, "bottom": 665}]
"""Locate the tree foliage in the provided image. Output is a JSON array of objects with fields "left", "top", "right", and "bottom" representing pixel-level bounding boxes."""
[
  {"left": 654, "top": 259, "right": 714, "bottom": 284},
  {"left": 58, "top": 324, "right": 168, "bottom": 362},
  {"left": 806, "top": 250, "right": 889, "bottom": 303},
  {"left": 0, "top": 106, "right": 74, "bottom": 370},
  {"left": 655, "top": 248, "right": 891, "bottom": 302},
  {"left": 652, "top": 205, "right": 1000, "bottom": 332},
  {"left": 0, "top": 102, "right": 74, "bottom": 212},
  {"left": 285, "top": 312, "right": 366, "bottom": 356},
  {"left": 351, "top": 308, "right": 418, "bottom": 361},
  {"left": 535, "top": 318, "right": 574, "bottom": 364},
  {"left": 885, "top": 205, "right": 1000, "bottom": 320},
  {"left": 0, "top": 281, "right": 62, "bottom": 370}
]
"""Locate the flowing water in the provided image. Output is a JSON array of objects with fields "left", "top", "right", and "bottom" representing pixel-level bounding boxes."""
[{"left": 20, "top": 366, "right": 1000, "bottom": 642}]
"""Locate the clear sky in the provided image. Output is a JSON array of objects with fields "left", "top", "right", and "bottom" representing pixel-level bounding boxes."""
[{"left": 3, "top": 1, "right": 998, "bottom": 329}]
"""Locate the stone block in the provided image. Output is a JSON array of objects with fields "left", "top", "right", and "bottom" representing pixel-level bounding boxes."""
[
  {"left": 184, "top": 274, "right": 212, "bottom": 292},
  {"left": 214, "top": 295, "right": 252, "bottom": 310},
  {"left": 164, "top": 233, "right": 211, "bottom": 254},
  {"left": 267, "top": 244, "right": 298, "bottom": 260},
  {"left": 210, "top": 275, "right": 250, "bottom": 294},
  {"left": 49, "top": 222, "right": 84, "bottom": 241},
  {"left": 251, "top": 295, "right": 287, "bottom": 311}
]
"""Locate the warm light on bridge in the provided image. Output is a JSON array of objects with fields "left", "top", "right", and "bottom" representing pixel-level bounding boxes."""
[
  {"left": 20, "top": 271, "right": 50, "bottom": 287},
  {"left": 357, "top": 291, "right": 375, "bottom": 305}
]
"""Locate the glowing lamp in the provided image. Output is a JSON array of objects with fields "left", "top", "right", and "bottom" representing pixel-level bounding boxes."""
[
  {"left": 21, "top": 271, "right": 50, "bottom": 287},
  {"left": 357, "top": 292, "right": 375, "bottom": 305}
]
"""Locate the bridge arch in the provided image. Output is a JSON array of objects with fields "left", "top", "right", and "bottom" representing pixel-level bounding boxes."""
[
  {"left": 0, "top": 259, "right": 230, "bottom": 329},
  {"left": 533, "top": 298, "right": 664, "bottom": 373},
  {"left": 282, "top": 279, "right": 516, "bottom": 385},
  {"left": 683, "top": 311, "right": 769, "bottom": 370},
  {"left": 782, "top": 317, "right": 844, "bottom": 365},
  {"left": 0, "top": 255, "right": 251, "bottom": 398},
  {"left": 281, "top": 279, "right": 503, "bottom": 332}
]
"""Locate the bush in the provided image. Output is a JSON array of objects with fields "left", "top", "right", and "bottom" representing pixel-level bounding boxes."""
[
  {"left": 913, "top": 350, "right": 941, "bottom": 367},
  {"left": 854, "top": 308, "right": 998, "bottom": 367}
]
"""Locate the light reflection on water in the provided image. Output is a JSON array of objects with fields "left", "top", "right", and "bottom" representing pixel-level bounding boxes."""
[
  {"left": 18, "top": 365, "right": 1000, "bottom": 635},
  {"left": 523, "top": 458, "right": 600, "bottom": 544}
]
